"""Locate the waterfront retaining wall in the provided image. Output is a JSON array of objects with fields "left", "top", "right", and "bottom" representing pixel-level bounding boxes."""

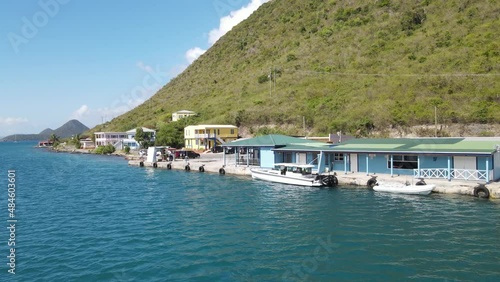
[{"left": 129, "top": 160, "right": 500, "bottom": 199}]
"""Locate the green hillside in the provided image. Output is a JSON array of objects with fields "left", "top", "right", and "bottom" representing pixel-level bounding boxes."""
[{"left": 93, "top": 0, "right": 500, "bottom": 137}]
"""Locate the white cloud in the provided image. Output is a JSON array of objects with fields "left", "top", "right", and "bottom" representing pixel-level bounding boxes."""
[
  {"left": 185, "top": 0, "right": 269, "bottom": 64},
  {"left": 72, "top": 96, "right": 147, "bottom": 128},
  {"left": 186, "top": 47, "right": 207, "bottom": 64},
  {"left": 72, "top": 105, "right": 90, "bottom": 119},
  {"left": 169, "top": 64, "right": 188, "bottom": 77},
  {"left": 0, "top": 117, "right": 28, "bottom": 125},
  {"left": 136, "top": 61, "right": 154, "bottom": 73},
  {"left": 208, "top": 0, "right": 270, "bottom": 45}
]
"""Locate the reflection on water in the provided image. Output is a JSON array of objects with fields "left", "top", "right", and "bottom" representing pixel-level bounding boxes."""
[{"left": 1, "top": 142, "right": 499, "bottom": 281}]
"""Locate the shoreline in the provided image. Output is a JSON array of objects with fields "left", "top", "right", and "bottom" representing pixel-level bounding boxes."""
[
  {"left": 47, "top": 146, "right": 500, "bottom": 199},
  {"left": 128, "top": 158, "right": 500, "bottom": 200}
]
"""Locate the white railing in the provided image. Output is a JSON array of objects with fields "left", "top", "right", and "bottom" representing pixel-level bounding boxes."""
[
  {"left": 226, "top": 158, "right": 260, "bottom": 166},
  {"left": 414, "top": 168, "right": 490, "bottom": 181},
  {"left": 451, "top": 169, "right": 486, "bottom": 181},
  {"left": 194, "top": 134, "right": 210, "bottom": 138},
  {"left": 193, "top": 134, "right": 232, "bottom": 140},
  {"left": 415, "top": 168, "right": 449, "bottom": 179}
]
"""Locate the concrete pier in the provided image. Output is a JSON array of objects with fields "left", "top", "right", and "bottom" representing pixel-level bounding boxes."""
[
  {"left": 129, "top": 157, "right": 500, "bottom": 199},
  {"left": 129, "top": 159, "right": 253, "bottom": 176}
]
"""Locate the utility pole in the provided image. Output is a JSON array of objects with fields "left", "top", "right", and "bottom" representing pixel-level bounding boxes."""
[
  {"left": 434, "top": 106, "right": 438, "bottom": 137},
  {"left": 269, "top": 67, "right": 272, "bottom": 97},
  {"left": 303, "top": 116, "right": 306, "bottom": 138},
  {"left": 273, "top": 67, "right": 276, "bottom": 92}
]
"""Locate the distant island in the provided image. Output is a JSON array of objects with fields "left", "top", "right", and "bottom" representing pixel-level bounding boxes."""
[{"left": 0, "top": 119, "right": 89, "bottom": 142}]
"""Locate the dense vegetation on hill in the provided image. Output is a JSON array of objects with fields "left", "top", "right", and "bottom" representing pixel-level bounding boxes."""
[{"left": 92, "top": 0, "right": 499, "bottom": 138}]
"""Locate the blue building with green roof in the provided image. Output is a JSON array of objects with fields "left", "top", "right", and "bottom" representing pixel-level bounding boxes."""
[
  {"left": 328, "top": 137, "right": 500, "bottom": 183},
  {"left": 223, "top": 135, "right": 500, "bottom": 183}
]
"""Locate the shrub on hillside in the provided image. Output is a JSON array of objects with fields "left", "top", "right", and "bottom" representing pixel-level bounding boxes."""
[{"left": 95, "top": 144, "right": 116, "bottom": 155}]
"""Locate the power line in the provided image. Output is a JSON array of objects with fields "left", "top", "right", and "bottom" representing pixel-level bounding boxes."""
[{"left": 283, "top": 69, "right": 500, "bottom": 77}]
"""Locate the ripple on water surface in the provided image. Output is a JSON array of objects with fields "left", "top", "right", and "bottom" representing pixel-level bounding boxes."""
[{"left": 1, "top": 142, "right": 499, "bottom": 281}]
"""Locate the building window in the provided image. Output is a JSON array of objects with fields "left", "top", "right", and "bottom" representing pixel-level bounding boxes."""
[
  {"left": 284, "top": 152, "right": 293, "bottom": 163},
  {"left": 230, "top": 129, "right": 234, "bottom": 134},
  {"left": 311, "top": 153, "right": 318, "bottom": 165},
  {"left": 334, "top": 153, "right": 344, "bottom": 161},
  {"left": 389, "top": 155, "right": 418, "bottom": 169}
]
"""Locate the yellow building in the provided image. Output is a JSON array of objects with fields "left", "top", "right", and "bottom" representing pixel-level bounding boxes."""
[{"left": 184, "top": 125, "right": 238, "bottom": 150}]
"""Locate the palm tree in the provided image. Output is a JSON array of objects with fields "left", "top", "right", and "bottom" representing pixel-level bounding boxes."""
[{"left": 49, "top": 133, "right": 60, "bottom": 144}]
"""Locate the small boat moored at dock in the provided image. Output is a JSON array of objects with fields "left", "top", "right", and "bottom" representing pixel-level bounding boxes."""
[
  {"left": 250, "top": 163, "right": 337, "bottom": 187},
  {"left": 372, "top": 178, "right": 436, "bottom": 195}
]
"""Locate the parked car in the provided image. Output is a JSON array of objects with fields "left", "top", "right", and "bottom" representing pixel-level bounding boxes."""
[
  {"left": 211, "top": 146, "right": 224, "bottom": 153},
  {"left": 175, "top": 150, "right": 200, "bottom": 159}
]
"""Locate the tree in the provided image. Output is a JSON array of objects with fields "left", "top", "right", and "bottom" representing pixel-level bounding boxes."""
[
  {"left": 155, "top": 122, "right": 185, "bottom": 148},
  {"left": 72, "top": 134, "right": 81, "bottom": 149},
  {"left": 135, "top": 128, "right": 147, "bottom": 148},
  {"left": 49, "top": 134, "right": 60, "bottom": 146},
  {"left": 49, "top": 133, "right": 59, "bottom": 142},
  {"left": 95, "top": 144, "right": 115, "bottom": 154},
  {"left": 155, "top": 117, "right": 197, "bottom": 148}
]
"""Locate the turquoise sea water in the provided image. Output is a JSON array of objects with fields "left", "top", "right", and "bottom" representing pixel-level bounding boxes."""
[{"left": 1, "top": 142, "right": 499, "bottom": 281}]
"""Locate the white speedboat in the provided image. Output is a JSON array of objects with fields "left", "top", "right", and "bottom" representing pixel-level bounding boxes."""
[
  {"left": 373, "top": 179, "right": 435, "bottom": 195},
  {"left": 250, "top": 163, "right": 337, "bottom": 187}
]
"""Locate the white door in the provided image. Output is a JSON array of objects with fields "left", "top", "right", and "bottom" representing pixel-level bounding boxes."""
[
  {"left": 454, "top": 156, "right": 476, "bottom": 179},
  {"left": 296, "top": 153, "right": 307, "bottom": 164},
  {"left": 350, "top": 154, "right": 358, "bottom": 172}
]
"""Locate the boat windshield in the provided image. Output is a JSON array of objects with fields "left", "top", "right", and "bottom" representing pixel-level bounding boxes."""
[{"left": 274, "top": 164, "right": 313, "bottom": 175}]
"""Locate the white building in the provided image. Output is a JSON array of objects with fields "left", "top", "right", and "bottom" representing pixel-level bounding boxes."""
[
  {"left": 94, "top": 127, "right": 156, "bottom": 150},
  {"left": 79, "top": 138, "right": 95, "bottom": 149},
  {"left": 172, "top": 110, "right": 196, "bottom": 122},
  {"left": 94, "top": 132, "right": 128, "bottom": 147}
]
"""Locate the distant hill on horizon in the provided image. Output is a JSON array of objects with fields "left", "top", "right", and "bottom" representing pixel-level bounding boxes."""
[{"left": 1, "top": 120, "right": 89, "bottom": 142}]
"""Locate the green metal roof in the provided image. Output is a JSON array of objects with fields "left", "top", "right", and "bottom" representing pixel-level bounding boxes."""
[
  {"left": 222, "top": 134, "right": 324, "bottom": 147},
  {"left": 330, "top": 138, "right": 499, "bottom": 155},
  {"left": 273, "top": 144, "right": 331, "bottom": 151},
  {"left": 224, "top": 135, "right": 499, "bottom": 155}
]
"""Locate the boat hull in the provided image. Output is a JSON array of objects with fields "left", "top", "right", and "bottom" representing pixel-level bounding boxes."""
[
  {"left": 373, "top": 183, "right": 435, "bottom": 195},
  {"left": 250, "top": 168, "right": 323, "bottom": 187}
]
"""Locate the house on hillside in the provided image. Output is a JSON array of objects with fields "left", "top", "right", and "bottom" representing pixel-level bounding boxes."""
[
  {"left": 94, "top": 127, "right": 156, "bottom": 150},
  {"left": 184, "top": 125, "right": 238, "bottom": 151},
  {"left": 79, "top": 138, "right": 95, "bottom": 149},
  {"left": 94, "top": 132, "right": 127, "bottom": 147},
  {"left": 172, "top": 110, "right": 196, "bottom": 122}
]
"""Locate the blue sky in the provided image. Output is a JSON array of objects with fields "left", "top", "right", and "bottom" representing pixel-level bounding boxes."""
[{"left": 0, "top": 0, "right": 269, "bottom": 137}]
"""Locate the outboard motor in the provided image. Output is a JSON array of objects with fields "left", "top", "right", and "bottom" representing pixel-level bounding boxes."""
[
  {"left": 367, "top": 176, "right": 378, "bottom": 188},
  {"left": 321, "top": 173, "right": 339, "bottom": 187},
  {"left": 415, "top": 178, "right": 426, "bottom": 186}
]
